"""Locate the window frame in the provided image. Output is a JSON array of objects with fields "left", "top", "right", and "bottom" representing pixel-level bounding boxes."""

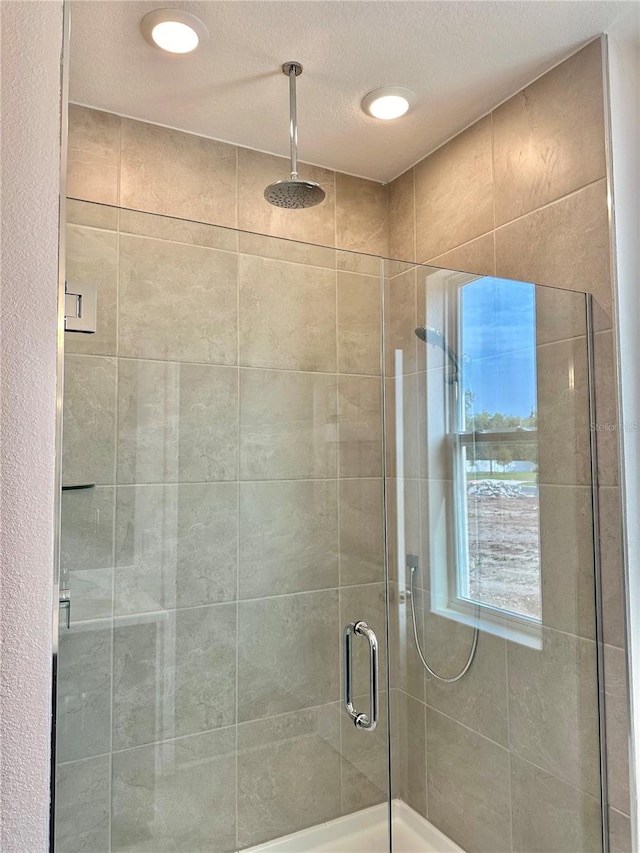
[{"left": 423, "top": 270, "right": 542, "bottom": 649}]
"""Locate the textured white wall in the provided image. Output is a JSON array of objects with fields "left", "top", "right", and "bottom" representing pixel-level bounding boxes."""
[
  {"left": 607, "top": 12, "right": 640, "bottom": 849},
  {"left": 0, "top": 1, "right": 63, "bottom": 850}
]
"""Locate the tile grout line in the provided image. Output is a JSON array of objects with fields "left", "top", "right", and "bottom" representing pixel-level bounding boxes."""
[
  {"left": 59, "top": 696, "right": 348, "bottom": 769},
  {"left": 493, "top": 176, "right": 607, "bottom": 233},
  {"left": 418, "top": 175, "right": 607, "bottom": 272},
  {"left": 400, "top": 687, "right": 603, "bottom": 803}
]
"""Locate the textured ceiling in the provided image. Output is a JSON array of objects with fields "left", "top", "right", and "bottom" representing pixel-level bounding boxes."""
[{"left": 69, "top": 0, "right": 633, "bottom": 182}]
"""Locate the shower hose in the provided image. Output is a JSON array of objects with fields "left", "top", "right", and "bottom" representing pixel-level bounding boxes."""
[{"left": 409, "top": 565, "right": 479, "bottom": 683}]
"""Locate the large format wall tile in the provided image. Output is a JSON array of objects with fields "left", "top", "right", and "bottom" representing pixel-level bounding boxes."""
[
  {"left": 510, "top": 753, "right": 602, "bottom": 853},
  {"left": 120, "top": 118, "right": 237, "bottom": 227},
  {"left": 63, "top": 355, "right": 117, "bottom": 486},
  {"left": 415, "top": 116, "right": 493, "bottom": 263},
  {"left": 384, "top": 267, "right": 417, "bottom": 375},
  {"left": 119, "top": 208, "right": 238, "bottom": 253},
  {"left": 337, "top": 247, "right": 380, "bottom": 277},
  {"left": 237, "top": 705, "right": 341, "bottom": 848},
  {"left": 335, "top": 173, "right": 388, "bottom": 256},
  {"left": 67, "top": 105, "right": 119, "bottom": 205},
  {"left": 424, "top": 615, "right": 509, "bottom": 746},
  {"left": 604, "top": 644, "right": 631, "bottom": 815},
  {"left": 57, "top": 622, "right": 112, "bottom": 762},
  {"left": 65, "top": 224, "right": 118, "bottom": 356},
  {"left": 601, "top": 485, "right": 626, "bottom": 648},
  {"left": 172, "top": 605, "right": 237, "bottom": 737},
  {"left": 239, "top": 480, "right": 338, "bottom": 598},
  {"left": 593, "top": 330, "right": 620, "bottom": 485},
  {"left": 239, "top": 254, "right": 336, "bottom": 372},
  {"left": 495, "top": 180, "right": 611, "bottom": 307},
  {"left": 115, "top": 483, "right": 238, "bottom": 614},
  {"left": 493, "top": 40, "right": 605, "bottom": 226},
  {"left": 388, "top": 168, "right": 415, "bottom": 262},
  {"left": 338, "top": 375, "right": 383, "bottom": 478},
  {"left": 238, "top": 148, "right": 336, "bottom": 246},
  {"left": 507, "top": 628, "right": 600, "bottom": 795},
  {"left": 119, "top": 234, "right": 237, "bottom": 364},
  {"left": 68, "top": 568, "right": 114, "bottom": 623},
  {"left": 117, "top": 360, "right": 238, "bottom": 484},
  {"left": 237, "top": 590, "right": 339, "bottom": 721},
  {"left": 340, "top": 690, "right": 389, "bottom": 813},
  {"left": 60, "top": 486, "right": 115, "bottom": 573},
  {"left": 394, "top": 691, "right": 427, "bottom": 817},
  {"left": 67, "top": 198, "right": 119, "bottom": 231},
  {"left": 240, "top": 368, "right": 337, "bottom": 480},
  {"left": 426, "top": 232, "right": 495, "bottom": 277},
  {"left": 535, "top": 283, "right": 589, "bottom": 346},
  {"left": 536, "top": 337, "right": 591, "bottom": 486},
  {"left": 112, "top": 604, "right": 236, "bottom": 749},
  {"left": 239, "top": 228, "right": 336, "bottom": 269},
  {"left": 339, "top": 478, "right": 384, "bottom": 586},
  {"left": 56, "top": 755, "right": 110, "bottom": 853},
  {"left": 112, "top": 728, "right": 236, "bottom": 853},
  {"left": 395, "top": 582, "right": 426, "bottom": 703},
  {"left": 539, "top": 484, "right": 596, "bottom": 639},
  {"left": 426, "top": 708, "right": 511, "bottom": 853},
  {"left": 337, "top": 271, "right": 381, "bottom": 376},
  {"left": 609, "top": 808, "right": 632, "bottom": 853}
]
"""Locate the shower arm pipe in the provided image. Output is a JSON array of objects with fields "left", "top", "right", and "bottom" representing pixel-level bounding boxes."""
[{"left": 286, "top": 62, "right": 300, "bottom": 180}]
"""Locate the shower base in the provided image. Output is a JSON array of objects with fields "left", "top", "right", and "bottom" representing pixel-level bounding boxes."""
[{"left": 241, "top": 799, "right": 463, "bottom": 852}]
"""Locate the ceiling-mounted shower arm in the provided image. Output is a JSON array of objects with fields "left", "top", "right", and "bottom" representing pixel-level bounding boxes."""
[
  {"left": 283, "top": 61, "right": 302, "bottom": 180},
  {"left": 263, "top": 61, "right": 324, "bottom": 209}
]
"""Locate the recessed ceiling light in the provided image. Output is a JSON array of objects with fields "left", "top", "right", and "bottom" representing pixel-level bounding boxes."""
[
  {"left": 361, "top": 87, "right": 414, "bottom": 120},
  {"left": 140, "top": 9, "right": 208, "bottom": 54}
]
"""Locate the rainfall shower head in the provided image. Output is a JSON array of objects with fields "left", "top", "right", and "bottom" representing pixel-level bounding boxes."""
[
  {"left": 415, "top": 326, "right": 461, "bottom": 384},
  {"left": 264, "top": 179, "right": 326, "bottom": 209},
  {"left": 264, "top": 62, "right": 326, "bottom": 210}
]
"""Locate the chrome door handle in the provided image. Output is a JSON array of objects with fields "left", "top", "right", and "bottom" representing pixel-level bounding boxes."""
[{"left": 343, "top": 620, "right": 379, "bottom": 732}]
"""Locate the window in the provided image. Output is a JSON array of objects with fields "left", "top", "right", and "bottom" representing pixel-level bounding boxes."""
[{"left": 419, "top": 273, "right": 542, "bottom": 647}]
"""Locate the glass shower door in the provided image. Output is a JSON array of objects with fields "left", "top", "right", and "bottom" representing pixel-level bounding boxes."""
[
  {"left": 55, "top": 202, "right": 392, "bottom": 852},
  {"left": 385, "top": 259, "right": 605, "bottom": 852}
]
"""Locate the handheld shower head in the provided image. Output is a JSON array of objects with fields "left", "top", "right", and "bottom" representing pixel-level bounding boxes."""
[
  {"left": 415, "top": 326, "right": 461, "bottom": 384},
  {"left": 264, "top": 62, "right": 326, "bottom": 210}
]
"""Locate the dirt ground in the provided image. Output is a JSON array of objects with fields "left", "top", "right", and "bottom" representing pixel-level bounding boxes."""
[{"left": 466, "top": 495, "right": 541, "bottom": 619}]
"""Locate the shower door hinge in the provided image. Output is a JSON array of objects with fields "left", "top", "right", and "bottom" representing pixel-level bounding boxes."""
[{"left": 64, "top": 282, "right": 97, "bottom": 333}]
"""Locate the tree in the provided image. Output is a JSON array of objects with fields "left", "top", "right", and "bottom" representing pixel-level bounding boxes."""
[{"left": 463, "top": 404, "right": 538, "bottom": 471}]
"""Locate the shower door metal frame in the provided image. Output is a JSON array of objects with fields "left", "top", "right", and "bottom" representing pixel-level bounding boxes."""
[{"left": 50, "top": 0, "right": 72, "bottom": 849}]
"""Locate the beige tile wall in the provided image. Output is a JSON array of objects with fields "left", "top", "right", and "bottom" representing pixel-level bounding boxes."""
[
  {"left": 386, "top": 36, "right": 630, "bottom": 851},
  {"left": 57, "top": 201, "right": 388, "bottom": 852},
  {"left": 385, "top": 260, "right": 606, "bottom": 852},
  {"left": 68, "top": 104, "right": 389, "bottom": 257},
  {"left": 62, "top": 104, "right": 393, "bottom": 852},
  {"left": 59, "top": 39, "right": 629, "bottom": 849}
]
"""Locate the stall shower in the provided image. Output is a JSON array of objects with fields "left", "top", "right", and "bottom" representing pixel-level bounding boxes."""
[{"left": 53, "top": 31, "right": 630, "bottom": 853}]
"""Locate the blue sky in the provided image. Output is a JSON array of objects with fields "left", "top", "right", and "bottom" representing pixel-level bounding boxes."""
[{"left": 460, "top": 277, "right": 536, "bottom": 419}]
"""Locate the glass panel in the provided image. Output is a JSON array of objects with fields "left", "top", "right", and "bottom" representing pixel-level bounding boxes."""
[
  {"left": 385, "top": 259, "right": 604, "bottom": 852},
  {"left": 458, "top": 277, "right": 541, "bottom": 621},
  {"left": 56, "top": 201, "right": 391, "bottom": 852},
  {"left": 55, "top": 202, "right": 605, "bottom": 853}
]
